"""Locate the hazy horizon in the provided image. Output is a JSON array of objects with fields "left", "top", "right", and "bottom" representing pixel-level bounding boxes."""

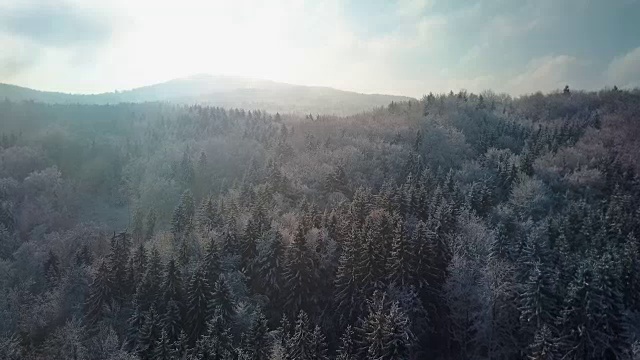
[
  {"left": 0, "top": 73, "right": 418, "bottom": 98},
  {"left": 1, "top": 0, "right": 639, "bottom": 98}
]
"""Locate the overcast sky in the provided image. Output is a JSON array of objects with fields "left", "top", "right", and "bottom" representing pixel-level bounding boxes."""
[{"left": 1, "top": 0, "right": 639, "bottom": 97}]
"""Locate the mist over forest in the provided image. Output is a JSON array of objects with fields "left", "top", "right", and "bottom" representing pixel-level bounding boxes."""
[{"left": 0, "top": 81, "right": 640, "bottom": 360}]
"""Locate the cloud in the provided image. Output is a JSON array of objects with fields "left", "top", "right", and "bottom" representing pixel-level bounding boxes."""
[
  {"left": 0, "top": 0, "right": 119, "bottom": 85},
  {"left": 506, "top": 55, "right": 589, "bottom": 95},
  {"left": 0, "top": 0, "right": 637, "bottom": 96},
  {"left": 0, "top": 1, "right": 115, "bottom": 47},
  {"left": 396, "top": 0, "right": 434, "bottom": 17},
  {"left": 606, "top": 47, "right": 640, "bottom": 88}
]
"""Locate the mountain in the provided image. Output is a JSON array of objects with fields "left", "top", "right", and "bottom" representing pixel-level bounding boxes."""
[{"left": 0, "top": 75, "right": 414, "bottom": 115}]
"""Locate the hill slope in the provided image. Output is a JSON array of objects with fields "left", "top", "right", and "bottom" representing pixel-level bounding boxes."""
[{"left": 0, "top": 75, "right": 413, "bottom": 115}]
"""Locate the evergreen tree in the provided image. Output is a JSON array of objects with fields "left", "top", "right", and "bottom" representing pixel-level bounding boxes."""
[
  {"left": 334, "top": 226, "right": 363, "bottom": 326},
  {"left": 108, "top": 232, "right": 132, "bottom": 303},
  {"left": 145, "top": 209, "right": 157, "bottom": 242},
  {"left": 518, "top": 262, "right": 558, "bottom": 343},
  {"left": 210, "top": 274, "right": 235, "bottom": 324},
  {"left": 241, "top": 311, "right": 271, "bottom": 360},
  {"left": 194, "top": 308, "right": 234, "bottom": 360},
  {"left": 203, "top": 237, "right": 222, "bottom": 287},
  {"left": 241, "top": 216, "right": 260, "bottom": 275},
  {"left": 186, "top": 265, "right": 212, "bottom": 344},
  {"left": 527, "top": 324, "right": 558, "bottom": 360},
  {"left": 283, "top": 222, "right": 317, "bottom": 316},
  {"left": 154, "top": 329, "right": 174, "bottom": 360},
  {"left": 288, "top": 311, "right": 328, "bottom": 360},
  {"left": 126, "top": 300, "right": 145, "bottom": 350},
  {"left": 136, "top": 247, "right": 163, "bottom": 312},
  {"left": 163, "top": 300, "right": 183, "bottom": 345},
  {"left": 557, "top": 262, "right": 626, "bottom": 359},
  {"left": 85, "top": 261, "right": 113, "bottom": 326},
  {"left": 172, "top": 190, "right": 196, "bottom": 240},
  {"left": 357, "top": 291, "right": 413, "bottom": 360},
  {"left": 132, "top": 208, "right": 145, "bottom": 244},
  {"left": 197, "top": 196, "right": 219, "bottom": 234},
  {"left": 137, "top": 306, "right": 161, "bottom": 360},
  {"left": 387, "top": 220, "right": 413, "bottom": 288},
  {"left": 162, "top": 259, "right": 184, "bottom": 306},
  {"left": 44, "top": 249, "right": 61, "bottom": 286},
  {"left": 255, "top": 229, "right": 286, "bottom": 320},
  {"left": 336, "top": 325, "right": 357, "bottom": 360},
  {"left": 130, "top": 243, "right": 148, "bottom": 286}
]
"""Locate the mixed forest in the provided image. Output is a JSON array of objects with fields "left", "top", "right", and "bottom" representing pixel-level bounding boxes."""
[{"left": 1, "top": 87, "right": 640, "bottom": 359}]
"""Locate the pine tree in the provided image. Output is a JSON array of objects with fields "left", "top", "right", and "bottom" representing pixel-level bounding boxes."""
[
  {"left": 288, "top": 311, "right": 328, "bottom": 360},
  {"left": 85, "top": 261, "right": 112, "bottom": 326},
  {"left": 197, "top": 196, "right": 219, "bottom": 235},
  {"left": 126, "top": 300, "right": 145, "bottom": 351},
  {"left": 210, "top": 274, "right": 235, "bottom": 324},
  {"left": 387, "top": 220, "right": 413, "bottom": 288},
  {"left": 136, "top": 247, "right": 163, "bottom": 312},
  {"left": 130, "top": 243, "right": 147, "bottom": 286},
  {"left": 108, "top": 232, "right": 133, "bottom": 303},
  {"left": 179, "top": 150, "right": 195, "bottom": 188},
  {"left": 163, "top": 300, "right": 183, "bottom": 345},
  {"left": 186, "top": 265, "right": 211, "bottom": 344},
  {"left": 557, "top": 262, "right": 624, "bottom": 359},
  {"left": 355, "top": 211, "right": 390, "bottom": 299},
  {"left": 527, "top": 324, "right": 558, "bottom": 360},
  {"left": 203, "top": 237, "right": 222, "bottom": 288},
  {"left": 357, "top": 291, "right": 413, "bottom": 360},
  {"left": 137, "top": 306, "right": 161, "bottom": 360},
  {"left": 283, "top": 223, "right": 316, "bottom": 316},
  {"left": 336, "top": 326, "right": 357, "bottom": 360},
  {"left": 172, "top": 190, "right": 195, "bottom": 240},
  {"left": 518, "top": 262, "right": 558, "bottom": 343},
  {"left": 194, "top": 308, "right": 234, "bottom": 360},
  {"left": 241, "top": 311, "right": 271, "bottom": 360},
  {"left": 44, "top": 249, "right": 61, "bottom": 286},
  {"left": 154, "top": 329, "right": 174, "bottom": 360},
  {"left": 132, "top": 208, "right": 145, "bottom": 244},
  {"left": 241, "top": 216, "right": 260, "bottom": 275},
  {"left": 145, "top": 209, "right": 157, "bottom": 242},
  {"left": 334, "top": 226, "right": 363, "bottom": 326},
  {"left": 307, "top": 325, "right": 329, "bottom": 360}
]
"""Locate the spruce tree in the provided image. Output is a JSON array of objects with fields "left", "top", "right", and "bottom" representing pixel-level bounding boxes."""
[
  {"left": 334, "top": 226, "right": 363, "bottom": 325},
  {"left": 162, "top": 259, "right": 184, "bottom": 306},
  {"left": 357, "top": 291, "right": 413, "bottom": 360},
  {"left": 194, "top": 308, "right": 234, "bottom": 360},
  {"left": 145, "top": 209, "right": 157, "bottom": 242},
  {"left": 163, "top": 300, "right": 183, "bottom": 345},
  {"left": 44, "top": 249, "right": 61, "bottom": 286},
  {"left": 387, "top": 220, "right": 413, "bottom": 288},
  {"left": 108, "top": 232, "right": 132, "bottom": 303},
  {"left": 210, "top": 274, "right": 235, "bottom": 325},
  {"left": 186, "top": 265, "right": 211, "bottom": 344},
  {"left": 283, "top": 223, "right": 316, "bottom": 316},
  {"left": 289, "top": 310, "right": 328, "bottom": 360},
  {"left": 172, "top": 190, "right": 195, "bottom": 240},
  {"left": 527, "top": 324, "right": 558, "bottom": 360},
  {"left": 136, "top": 247, "right": 163, "bottom": 312},
  {"left": 137, "top": 306, "right": 161, "bottom": 360},
  {"left": 336, "top": 325, "right": 357, "bottom": 360},
  {"left": 518, "top": 262, "right": 558, "bottom": 343},
  {"left": 85, "top": 261, "right": 112, "bottom": 326},
  {"left": 241, "top": 311, "right": 271, "bottom": 360},
  {"left": 154, "top": 329, "right": 174, "bottom": 360}
]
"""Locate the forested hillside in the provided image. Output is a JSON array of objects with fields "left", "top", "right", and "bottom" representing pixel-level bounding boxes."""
[
  {"left": 1, "top": 87, "right": 640, "bottom": 359},
  {"left": 0, "top": 75, "right": 413, "bottom": 116}
]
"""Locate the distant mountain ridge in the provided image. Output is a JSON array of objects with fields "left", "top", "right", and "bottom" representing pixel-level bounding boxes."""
[{"left": 0, "top": 75, "right": 414, "bottom": 115}]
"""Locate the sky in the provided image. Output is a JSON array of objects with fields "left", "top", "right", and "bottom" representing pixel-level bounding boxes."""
[{"left": 0, "top": 0, "right": 639, "bottom": 97}]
